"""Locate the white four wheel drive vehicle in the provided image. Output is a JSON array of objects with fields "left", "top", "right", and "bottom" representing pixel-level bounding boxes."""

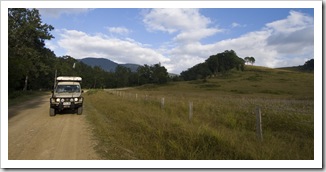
[{"left": 50, "top": 76, "right": 84, "bottom": 116}]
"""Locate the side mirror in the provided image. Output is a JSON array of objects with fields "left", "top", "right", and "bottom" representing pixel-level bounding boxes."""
[{"left": 82, "top": 90, "right": 84, "bottom": 93}]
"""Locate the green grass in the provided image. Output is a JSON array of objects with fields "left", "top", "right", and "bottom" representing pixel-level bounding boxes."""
[
  {"left": 85, "top": 66, "right": 314, "bottom": 160},
  {"left": 9, "top": 90, "right": 49, "bottom": 107}
]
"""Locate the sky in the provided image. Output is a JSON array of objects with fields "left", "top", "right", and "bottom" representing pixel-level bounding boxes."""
[{"left": 39, "top": 8, "right": 314, "bottom": 74}]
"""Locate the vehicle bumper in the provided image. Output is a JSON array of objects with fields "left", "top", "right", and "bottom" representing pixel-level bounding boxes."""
[{"left": 50, "top": 98, "right": 83, "bottom": 111}]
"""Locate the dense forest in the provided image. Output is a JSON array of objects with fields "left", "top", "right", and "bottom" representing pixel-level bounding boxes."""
[{"left": 8, "top": 8, "right": 313, "bottom": 96}]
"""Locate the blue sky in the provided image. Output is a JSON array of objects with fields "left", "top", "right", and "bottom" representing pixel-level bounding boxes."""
[{"left": 39, "top": 8, "right": 314, "bottom": 74}]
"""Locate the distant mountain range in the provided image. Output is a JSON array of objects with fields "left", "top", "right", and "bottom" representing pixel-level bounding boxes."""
[{"left": 79, "top": 57, "right": 141, "bottom": 72}]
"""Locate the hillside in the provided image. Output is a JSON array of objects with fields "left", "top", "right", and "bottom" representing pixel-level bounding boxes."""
[
  {"left": 79, "top": 57, "right": 141, "bottom": 72},
  {"left": 140, "top": 65, "right": 314, "bottom": 100}
]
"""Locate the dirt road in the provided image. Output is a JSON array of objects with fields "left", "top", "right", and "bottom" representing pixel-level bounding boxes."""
[{"left": 8, "top": 94, "right": 100, "bottom": 160}]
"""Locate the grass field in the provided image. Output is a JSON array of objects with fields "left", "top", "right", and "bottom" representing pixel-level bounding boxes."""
[{"left": 84, "top": 66, "right": 314, "bottom": 160}]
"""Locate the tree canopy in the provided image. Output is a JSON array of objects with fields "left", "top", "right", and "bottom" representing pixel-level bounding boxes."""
[
  {"left": 137, "top": 63, "right": 169, "bottom": 85},
  {"left": 300, "top": 59, "right": 314, "bottom": 71},
  {"left": 244, "top": 57, "right": 255, "bottom": 65},
  {"left": 181, "top": 50, "right": 245, "bottom": 81},
  {"left": 9, "top": 8, "right": 55, "bottom": 92}
]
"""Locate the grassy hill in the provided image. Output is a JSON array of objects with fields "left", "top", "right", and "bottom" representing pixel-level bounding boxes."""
[
  {"left": 84, "top": 66, "right": 314, "bottom": 160},
  {"left": 134, "top": 65, "right": 313, "bottom": 99}
]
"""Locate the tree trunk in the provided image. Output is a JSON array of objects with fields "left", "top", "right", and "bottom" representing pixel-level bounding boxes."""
[
  {"left": 23, "top": 75, "right": 28, "bottom": 91},
  {"left": 53, "top": 69, "right": 57, "bottom": 90}
]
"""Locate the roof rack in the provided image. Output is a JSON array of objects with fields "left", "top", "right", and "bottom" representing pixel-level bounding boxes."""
[{"left": 56, "top": 76, "right": 82, "bottom": 82}]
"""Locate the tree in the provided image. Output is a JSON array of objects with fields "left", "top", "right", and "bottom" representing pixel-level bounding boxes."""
[
  {"left": 244, "top": 56, "right": 255, "bottom": 65},
  {"left": 180, "top": 50, "right": 244, "bottom": 81},
  {"left": 115, "top": 65, "right": 131, "bottom": 88},
  {"left": 249, "top": 57, "right": 255, "bottom": 65},
  {"left": 136, "top": 63, "right": 169, "bottom": 85},
  {"left": 8, "top": 8, "right": 54, "bottom": 92},
  {"left": 301, "top": 59, "right": 314, "bottom": 71},
  {"left": 205, "top": 50, "right": 244, "bottom": 75},
  {"left": 150, "top": 63, "right": 169, "bottom": 84},
  {"left": 137, "top": 64, "right": 152, "bottom": 85},
  {"left": 180, "top": 62, "right": 211, "bottom": 81},
  {"left": 244, "top": 57, "right": 250, "bottom": 65}
]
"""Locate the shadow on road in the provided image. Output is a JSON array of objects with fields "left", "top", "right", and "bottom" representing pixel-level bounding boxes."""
[{"left": 8, "top": 95, "right": 50, "bottom": 119}]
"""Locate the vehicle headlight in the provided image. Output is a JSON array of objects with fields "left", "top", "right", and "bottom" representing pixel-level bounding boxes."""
[
  {"left": 60, "top": 99, "right": 64, "bottom": 102},
  {"left": 56, "top": 98, "right": 60, "bottom": 102},
  {"left": 70, "top": 98, "right": 74, "bottom": 102},
  {"left": 74, "top": 98, "right": 78, "bottom": 102}
]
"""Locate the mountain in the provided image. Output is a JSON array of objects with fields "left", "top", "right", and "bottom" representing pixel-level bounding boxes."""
[{"left": 79, "top": 57, "right": 141, "bottom": 72}]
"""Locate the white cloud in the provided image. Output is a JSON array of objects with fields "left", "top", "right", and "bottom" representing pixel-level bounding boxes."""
[
  {"left": 107, "top": 27, "right": 131, "bottom": 35},
  {"left": 173, "top": 28, "right": 221, "bottom": 43},
  {"left": 231, "top": 22, "right": 240, "bottom": 28},
  {"left": 164, "top": 30, "right": 279, "bottom": 74},
  {"left": 164, "top": 54, "right": 205, "bottom": 74},
  {"left": 162, "top": 10, "right": 313, "bottom": 73},
  {"left": 143, "top": 9, "right": 222, "bottom": 43},
  {"left": 45, "top": 41, "right": 58, "bottom": 51},
  {"left": 143, "top": 9, "right": 211, "bottom": 32},
  {"left": 231, "top": 22, "right": 246, "bottom": 28},
  {"left": 265, "top": 10, "right": 314, "bottom": 56},
  {"left": 266, "top": 10, "right": 313, "bottom": 33},
  {"left": 38, "top": 8, "right": 92, "bottom": 18},
  {"left": 57, "top": 29, "right": 170, "bottom": 65},
  {"left": 210, "top": 30, "right": 283, "bottom": 68},
  {"left": 141, "top": 8, "right": 224, "bottom": 73}
]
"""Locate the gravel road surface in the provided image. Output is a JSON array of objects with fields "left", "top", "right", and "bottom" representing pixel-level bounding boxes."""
[{"left": 8, "top": 94, "right": 100, "bottom": 160}]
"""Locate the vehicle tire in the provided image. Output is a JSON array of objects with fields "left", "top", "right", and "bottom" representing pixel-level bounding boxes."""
[
  {"left": 50, "top": 108, "right": 56, "bottom": 116},
  {"left": 77, "top": 107, "right": 83, "bottom": 115}
]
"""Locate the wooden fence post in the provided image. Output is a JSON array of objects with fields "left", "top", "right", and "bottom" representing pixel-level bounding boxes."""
[
  {"left": 161, "top": 97, "right": 165, "bottom": 109},
  {"left": 256, "top": 106, "right": 263, "bottom": 141},
  {"left": 189, "top": 102, "right": 193, "bottom": 121}
]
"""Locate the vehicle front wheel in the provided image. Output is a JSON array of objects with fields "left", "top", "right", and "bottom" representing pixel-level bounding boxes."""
[
  {"left": 77, "top": 107, "right": 83, "bottom": 115},
  {"left": 50, "top": 108, "right": 56, "bottom": 116}
]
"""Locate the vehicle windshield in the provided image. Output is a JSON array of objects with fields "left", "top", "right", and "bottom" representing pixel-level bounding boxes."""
[{"left": 56, "top": 85, "right": 80, "bottom": 93}]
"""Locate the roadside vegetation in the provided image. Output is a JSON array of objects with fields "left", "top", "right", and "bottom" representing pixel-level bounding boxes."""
[
  {"left": 8, "top": 90, "right": 49, "bottom": 107},
  {"left": 85, "top": 66, "right": 314, "bottom": 160}
]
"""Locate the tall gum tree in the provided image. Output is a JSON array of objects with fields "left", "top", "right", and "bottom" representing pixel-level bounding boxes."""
[{"left": 8, "top": 8, "right": 54, "bottom": 91}]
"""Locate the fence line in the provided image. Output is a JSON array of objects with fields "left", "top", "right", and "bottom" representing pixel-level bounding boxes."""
[{"left": 107, "top": 89, "right": 268, "bottom": 141}]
